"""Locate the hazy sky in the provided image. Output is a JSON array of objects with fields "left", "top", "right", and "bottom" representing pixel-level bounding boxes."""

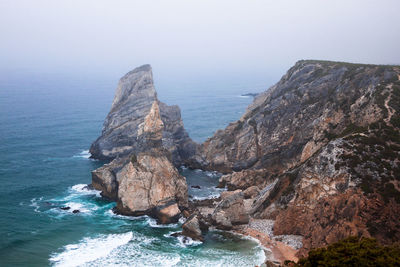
[{"left": 1, "top": 0, "right": 399, "bottom": 79}]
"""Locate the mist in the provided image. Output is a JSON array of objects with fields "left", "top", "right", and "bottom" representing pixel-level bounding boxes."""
[{"left": 1, "top": 0, "right": 399, "bottom": 83}]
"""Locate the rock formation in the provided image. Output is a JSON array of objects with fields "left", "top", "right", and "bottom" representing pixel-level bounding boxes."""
[
  {"left": 188, "top": 60, "right": 400, "bottom": 255},
  {"left": 182, "top": 214, "right": 207, "bottom": 241},
  {"left": 211, "top": 190, "right": 249, "bottom": 230},
  {"left": 89, "top": 64, "right": 196, "bottom": 166},
  {"left": 90, "top": 61, "right": 400, "bottom": 257},
  {"left": 90, "top": 65, "right": 192, "bottom": 223}
]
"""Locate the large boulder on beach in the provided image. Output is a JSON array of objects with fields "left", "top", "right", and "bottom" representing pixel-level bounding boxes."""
[{"left": 211, "top": 190, "right": 249, "bottom": 229}]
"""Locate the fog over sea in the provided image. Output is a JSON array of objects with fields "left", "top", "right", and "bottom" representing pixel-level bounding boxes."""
[{"left": 0, "top": 70, "right": 272, "bottom": 266}]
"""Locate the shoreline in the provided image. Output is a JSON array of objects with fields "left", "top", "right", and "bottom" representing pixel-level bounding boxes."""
[{"left": 233, "top": 222, "right": 299, "bottom": 265}]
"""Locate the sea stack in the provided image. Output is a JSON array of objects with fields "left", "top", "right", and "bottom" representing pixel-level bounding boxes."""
[
  {"left": 90, "top": 65, "right": 194, "bottom": 223},
  {"left": 89, "top": 64, "right": 196, "bottom": 166}
]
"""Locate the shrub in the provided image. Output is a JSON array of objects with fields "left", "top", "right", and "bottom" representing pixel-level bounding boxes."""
[
  {"left": 130, "top": 154, "right": 137, "bottom": 164},
  {"left": 292, "top": 236, "right": 400, "bottom": 267}
]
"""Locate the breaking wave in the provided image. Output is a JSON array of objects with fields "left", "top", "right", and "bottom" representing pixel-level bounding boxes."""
[{"left": 49, "top": 232, "right": 133, "bottom": 267}]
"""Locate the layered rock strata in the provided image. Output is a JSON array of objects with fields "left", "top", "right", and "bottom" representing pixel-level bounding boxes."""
[
  {"left": 90, "top": 65, "right": 191, "bottom": 223},
  {"left": 90, "top": 64, "right": 196, "bottom": 166},
  {"left": 188, "top": 60, "right": 400, "bottom": 255}
]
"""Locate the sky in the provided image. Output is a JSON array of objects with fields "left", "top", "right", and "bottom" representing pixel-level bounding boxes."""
[{"left": 1, "top": 0, "right": 400, "bottom": 82}]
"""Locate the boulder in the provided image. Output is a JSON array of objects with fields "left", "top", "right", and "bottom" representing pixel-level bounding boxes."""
[
  {"left": 211, "top": 190, "right": 249, "bottom": 230},
  {"left": 152, "top": 199, "right": 181, "bottom": 224},
  {"left": 182, "top": 214, "right": 204, "bottom": 241},
  {"left": 243, "top": 186, "right": 260, "bottom": 199}
]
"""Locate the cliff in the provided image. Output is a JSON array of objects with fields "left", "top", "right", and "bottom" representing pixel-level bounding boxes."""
[
  {"left": 188, "top": 60, "right": 400, "bottom": 255},
  {"left": 89, "top": 64, "right": 196, "bottom": 166},
  {"left": 88, "top": 61, "right": 400, "bottom": 258}
]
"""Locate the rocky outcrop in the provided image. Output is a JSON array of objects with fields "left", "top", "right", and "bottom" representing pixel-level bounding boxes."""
[
  {"left": 218, "top": 169, "right": 270, "bottom": 190},
  {"left": 182, "top": 214, "right": 208, "bottom": 241},
  {"left": 189, "top": 61, "right": 398, "bottom": 174},
  {"left": 91, "top": 157, "right": 125, "bottom": 200},
  {"left": 211, "top": 190, "right": 249, "bottom": 230},
  {"left": 93, "top": 149, "right": 188, "bottom": 224},
  {"left": 115, "top": 149, "right": 188, "bottom": 222},
  {"left": 188, "top": 60, "right": 400, "bottom": 254},
  {"left": 90, "top": 65, "right": 192, "bottom": 223},
  {"left": 90, "top": 64, "right": 196, "bottom": 166}
]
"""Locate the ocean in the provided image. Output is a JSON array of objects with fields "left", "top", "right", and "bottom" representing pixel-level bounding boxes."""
[{"left": 0, "top": 70, "right": 271, "bottom": 266}]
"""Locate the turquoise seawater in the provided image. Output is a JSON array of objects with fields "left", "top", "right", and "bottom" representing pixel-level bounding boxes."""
[{"left": 0, "top": 71, "right": 269, "bottom": 266}]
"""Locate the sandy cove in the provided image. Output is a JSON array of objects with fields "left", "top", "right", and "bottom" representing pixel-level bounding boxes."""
[{"left": 233, "top": 219, "right": 299, "bottom": 265}]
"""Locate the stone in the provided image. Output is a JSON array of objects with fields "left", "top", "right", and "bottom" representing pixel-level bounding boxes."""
[
  {"left": 243, "top": 186, "right": 260, "bottom": 199},
  {"left": 153, "top": 200, "right": 181, "bottom": 224},
  {"left": 218, "top": 169, "right": 268, "bottom": 191},
  {"left": 91, "top": 157, "right": 125, "bottom": 201},
  {"left": 115, "top": 150, "right": 188, "bottom": 223},
  {"left": 182, "top": 214, "right": 204, "bottom": 241},
  {"left": 211, "top": 190, "right": 249, "bottom": 230}
]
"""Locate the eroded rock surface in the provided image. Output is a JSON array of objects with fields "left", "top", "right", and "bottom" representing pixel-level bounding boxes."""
[
  {"left": 182, "top": 214, "right": 206, "bottom": 241},
  {"left": 90, "top": 64, "right": 196, "bottom": 166},
  {"left": 211, "top": 190, "right": 249, "bottom": 230},
  {"left": 116, "top": 149, "right": 187, "bottom": 221},
  {"left": 91, "top": 66, "right": 192, "bottom": 223},
  {"left": 188, "top": 60, "right": 400, "bottom": 255}
]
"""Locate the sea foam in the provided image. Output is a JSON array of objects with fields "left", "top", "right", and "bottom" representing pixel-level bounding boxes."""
[
  {"left": 49, "top": 232, "right": 133, "bottom": 267},
  {"left": 72, "top": 150, "right": 91, "bottom": 159}
]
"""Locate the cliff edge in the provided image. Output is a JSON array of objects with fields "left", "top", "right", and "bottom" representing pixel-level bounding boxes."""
[{"left": 188, "top": 60, "right": 400, "bottom": 256}]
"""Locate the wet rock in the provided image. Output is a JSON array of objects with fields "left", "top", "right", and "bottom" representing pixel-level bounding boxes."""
[
  {"left": 72, "top": 210, "right": 80, "bottom": 214},
  {"left": 152, "top": 199, "right": 181, "bottom": 224},
  {"left": 265, "top": 260, "right": 281, "bottom": 267},
  {"left": 91, "top": 157, "right": 125, "bottom": 201},
  {"left": 182, "top": 214, "right": 203, "bottom": 241},
  {"left": 60, "top": 207, "right": 70, "bottom": 211},
  {"left": 191, "top": 185, "right": 201, "bottom": 189},
  {"left": 83, "top": 184, "right": 94, "bottom": 190}
]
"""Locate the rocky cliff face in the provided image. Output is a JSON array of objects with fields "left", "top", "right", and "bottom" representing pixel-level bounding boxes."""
[
  {"left": 90, "top": 64, "right": 196, "bottom": 166},
  {"left": 90, "top": 65, "right": 193, "bottom": 223},
  {"left": 189, "top": 60, "right": 400, "bottom": 254}
]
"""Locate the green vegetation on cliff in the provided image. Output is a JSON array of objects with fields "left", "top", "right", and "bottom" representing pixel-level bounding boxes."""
[{"left": 290, "top": 236, "right": 400, "bottom": 267}]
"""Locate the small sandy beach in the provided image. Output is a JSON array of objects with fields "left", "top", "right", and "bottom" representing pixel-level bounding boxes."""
[{"left": 233, "top": 219, "right": 299, "bottom": 264}]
